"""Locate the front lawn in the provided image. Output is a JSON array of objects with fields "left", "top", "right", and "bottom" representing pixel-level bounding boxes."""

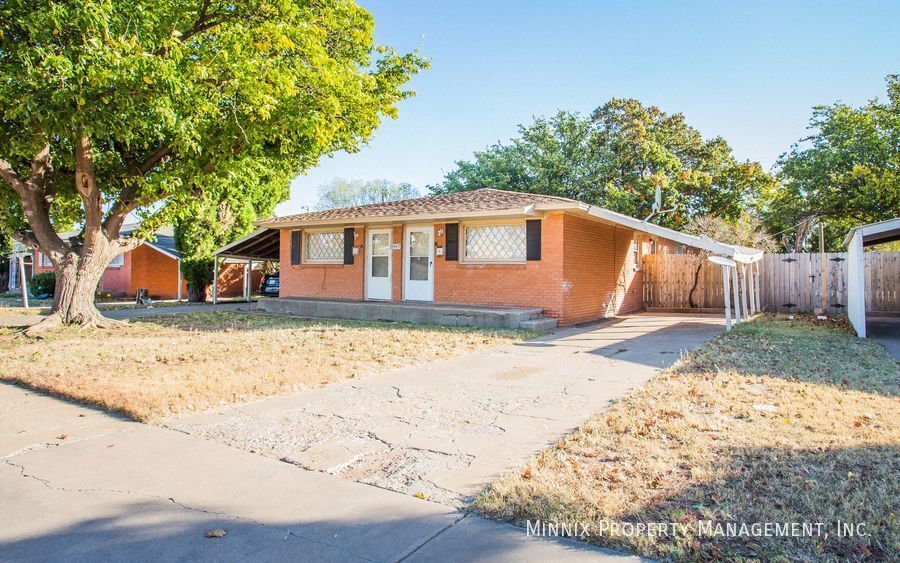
[
  {"left": 0, "top": 311, "right": 538, "bottom": 421},
  {"left": 474, "top": 315, "right": 899, "bottom": 561}
]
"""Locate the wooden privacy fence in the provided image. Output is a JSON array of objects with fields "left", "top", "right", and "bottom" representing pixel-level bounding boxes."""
[
  {"left": 643, "top": 254, "right": 725, "bottom": 310},
  {"left": 759, "top": 252, "right": 899, "bottom": 315},
  {"left": 643, "top": 252, "right": 900, "bottom": 314}
]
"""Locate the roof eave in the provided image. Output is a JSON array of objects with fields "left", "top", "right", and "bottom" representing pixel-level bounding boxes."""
[
  {"left": 579, "top": 206, "right": 762, "bottom": 262},
  {"left": 255, "top": 203, "right": 576, "bottom": 229},
  {"left": 842, "top": 217, "right": 900, "bottom": 247}
]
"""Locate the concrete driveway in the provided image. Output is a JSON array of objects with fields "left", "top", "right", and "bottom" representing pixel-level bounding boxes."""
[
  {"left": 0, "top": 384, "right": 627, "bottom": 562},
  {"left": 169, "top": 314, "right": 724, "bottom": 506},
  {"left": 868, "top": 316, "right": 900, "bottom": 360},
  {"left": 1, "top": 313, "right": 720, "bottom": 561}
]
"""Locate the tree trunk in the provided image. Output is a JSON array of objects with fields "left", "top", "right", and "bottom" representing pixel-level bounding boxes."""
[
  {"left": 187, "top": 283, "right": 208, "bottom": 303},
  {"left": 25, "top": 242, "right": 126, "bottom": 335},
  {"left": 688, "top": 260, "right": 704, "bottom": 309}
]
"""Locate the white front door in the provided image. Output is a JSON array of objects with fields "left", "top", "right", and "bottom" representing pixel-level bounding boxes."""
[
  {"left": 366, "top": 229, "right": 392, "bottom": 300},
  {"left": 404, "top": 225, "right": 434, "bottom": 301}
]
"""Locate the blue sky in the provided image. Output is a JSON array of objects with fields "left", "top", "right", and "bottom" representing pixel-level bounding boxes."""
[{"left": 276, "top": 0, "right": 900, "bottom": 215}]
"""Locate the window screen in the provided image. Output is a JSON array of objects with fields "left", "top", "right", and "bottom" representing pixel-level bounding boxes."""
[
  {"left": 305, "top": 231, "right": 344, "bottom": 262},
  {"left": 464, "top": 224, "right": 526, "bottom": 262}
]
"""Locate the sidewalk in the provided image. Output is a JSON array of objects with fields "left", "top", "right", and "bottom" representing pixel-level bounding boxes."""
[{"left": 0, "top": 383, "right": 640, "bottom": 562}]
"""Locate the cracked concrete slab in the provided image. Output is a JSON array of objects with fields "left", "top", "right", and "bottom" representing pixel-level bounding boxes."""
[
  {"left": 0, "top": 382, "right": 634, "bottom": 561},
  {"left": 169, "top": 314, "right": 723, "bottom": 507}
]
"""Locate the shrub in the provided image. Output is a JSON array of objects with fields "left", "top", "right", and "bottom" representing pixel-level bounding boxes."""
[
  {"left": 180, "top": 257, "right": 214, "bottom": 302},
  {"left": 28, "top": 271, "right": 55, "bottom": 297}
]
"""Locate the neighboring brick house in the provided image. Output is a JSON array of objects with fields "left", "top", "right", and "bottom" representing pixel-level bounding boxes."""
[
  {"left": 252, "top": 189, "right": 756, "bottom": 326},
  {"left": 17, "top": 226, "right": 259, "bottom": 300}
]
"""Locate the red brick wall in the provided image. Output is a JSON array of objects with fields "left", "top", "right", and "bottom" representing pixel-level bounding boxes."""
[
  {"left": 129, "top": 245, "right": 183, "bottom": 299},
  {"left": 560, "top": 217, "right": 691, "bottom": 324},
  {"left": 275, "top": 216, "right": 683, "bottom": 325},
  {"left": 433, "top": 214, "right": 566, "bottom": 319},
  {"left": 278, "top": 227, "right": 364, "bottom": 300},
  {"left": 33, "top": 250, "right": 132, "bottom": 296},
  {"left": 214, "top": 263, "right": 263, "bottom": 298},
  {"left": 98, "top": 252, "right": 132, "bottom": 296}
]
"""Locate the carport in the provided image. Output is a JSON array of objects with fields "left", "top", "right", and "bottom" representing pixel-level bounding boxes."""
[
  {"left": 844, "top": 217, "right": 900, "bottom": 337},
  {"left": 582, "top": 206, "right": 764, "bottom": 332},
  {"left": 211, "top": 228, "right": 280, "bottom": 304}
]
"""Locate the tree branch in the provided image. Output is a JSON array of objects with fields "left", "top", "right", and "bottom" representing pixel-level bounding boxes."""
[
  {"left": 134, "top": 145, "right": 174, "bottom": 176},
  {"left": 0, "top": 158, "right": 26, "bottom": 191},
  {"left": 75, "top": 136, "right": 104, "bottom": 242},
  {"left": 4, "top": 145, "right": 69, "bottom": 259}
]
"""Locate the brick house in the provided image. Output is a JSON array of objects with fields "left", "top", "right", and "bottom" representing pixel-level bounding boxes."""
[
  {"left": 247, "top": 189, "right": 760, "bottom": 326},
  {"left": 10, "top": 226, "right": 259, "bottom": 300}
]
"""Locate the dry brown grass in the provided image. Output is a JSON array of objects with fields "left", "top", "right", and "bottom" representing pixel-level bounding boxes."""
[
  {"left": 0, "top": 311, "right": 536, "bottom": 422},
  {"left": 475, "top": 315, "right": 900, "bottom": 561}
]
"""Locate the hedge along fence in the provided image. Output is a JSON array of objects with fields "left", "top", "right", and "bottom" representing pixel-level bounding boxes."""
[{"left": 643, "top": 252, "right": 899, "bottom": 314}]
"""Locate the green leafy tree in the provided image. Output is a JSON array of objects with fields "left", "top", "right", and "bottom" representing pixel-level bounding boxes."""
[
  {"left": 175, "top": 157, "right": 288, "bottom": 302},
  {"left": 431, "top": 102, "right": 775, "bottom": 230},
  {"left": 0, "top": 0, "right": 426, "bottom": 330},
  {"left": 315, "top": 178, "right": 420, "bottom": 210},
  {"left": 762, "top": 74, "right": 900, "bottom": 251},
  {"left": 431, "top": 111, "right": 606, "bottom": 202}
]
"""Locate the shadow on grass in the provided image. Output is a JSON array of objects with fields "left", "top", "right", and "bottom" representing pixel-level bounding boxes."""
[
  {"left": 493, "top": 443, "right": 898, "bottom": 561},
  {"left": 676, "top": 316, "right": 900, "bottom": 397}
]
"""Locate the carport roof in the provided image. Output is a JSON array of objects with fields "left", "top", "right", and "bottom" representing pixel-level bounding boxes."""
[
  {"left": 842, "top": 217, "right": 900, "bottom": 247},
  {"left": 213, "top": 228, "right": 280, "bottom": 261}
]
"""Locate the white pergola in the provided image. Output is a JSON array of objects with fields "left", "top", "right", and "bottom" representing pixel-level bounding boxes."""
[
  {"left": 579, "top": 206, "right": 764, "bottom": 332},
  {"left": 843, "top": 217, "right": 900, "bottom": 337}
]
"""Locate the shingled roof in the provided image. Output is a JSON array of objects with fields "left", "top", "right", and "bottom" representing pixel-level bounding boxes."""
[{"left": 258, "top": 188, "right": 578, "bottom": 226}]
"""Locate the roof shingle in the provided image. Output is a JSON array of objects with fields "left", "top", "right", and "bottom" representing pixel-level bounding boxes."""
[{"left": 259, "top": 188, "right": 579, "bottom": 226}]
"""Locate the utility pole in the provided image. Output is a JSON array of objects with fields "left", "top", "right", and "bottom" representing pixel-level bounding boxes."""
[{"left": 819, "top": 222, "right": 827, "bottom": 314}]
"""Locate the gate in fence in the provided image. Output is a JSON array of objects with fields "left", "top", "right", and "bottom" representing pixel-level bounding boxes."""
[{"left": 643, "top": 251, "right": 899, "bottom": 314}]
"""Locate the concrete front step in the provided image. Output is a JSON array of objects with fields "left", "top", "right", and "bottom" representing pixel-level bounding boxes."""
[
  {"left": 519, "top": 317, "right": 559, "bottom": 330},
  {"left": 257, "top": 298, "right": 546, "bottom": 329}
]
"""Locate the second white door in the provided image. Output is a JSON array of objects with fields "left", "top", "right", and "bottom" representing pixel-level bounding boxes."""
[
  {"left": 366, "top": 229, "right": 392, "bottom": 300},
  {"left": 404, "top": 225, "right": 434, "bottom": 301}
]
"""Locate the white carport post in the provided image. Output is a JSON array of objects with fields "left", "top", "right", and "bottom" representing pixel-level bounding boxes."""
[
  {"left": 846, "top": 230, "right": 865, "bottom": 337},
  {"left": 744, "top": 263, "right": 755, "bottom": 315},
  {"left": 710, "top": 255, "right": 737, "bottom": 331},
  {"left": 753, "top": 262, "right": 761, "bottom": 313},
  {"left": 722, "top": 266, "right": 732, "bottom": 330},
  {"left": 731, "top": 262, "right": 742, "bottom": 324},
  {"left": 211, "top": 255, "right": 219, "bottom": 305},
  {"left": 243, "top": 260, "right": 251, "bottom": 302},
  {"left": 176, "top": 258, "right": 182, "bottom": 302},
  {"left": 740, "top": 263, "right": 750, "bottom": 318},
  {"left": 17, "top": 253, "right": 29, "bottom": 309}
]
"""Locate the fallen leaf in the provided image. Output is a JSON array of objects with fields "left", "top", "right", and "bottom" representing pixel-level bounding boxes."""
[{"left": 413, "top": 492, "right": 426, "bottom": 500}]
